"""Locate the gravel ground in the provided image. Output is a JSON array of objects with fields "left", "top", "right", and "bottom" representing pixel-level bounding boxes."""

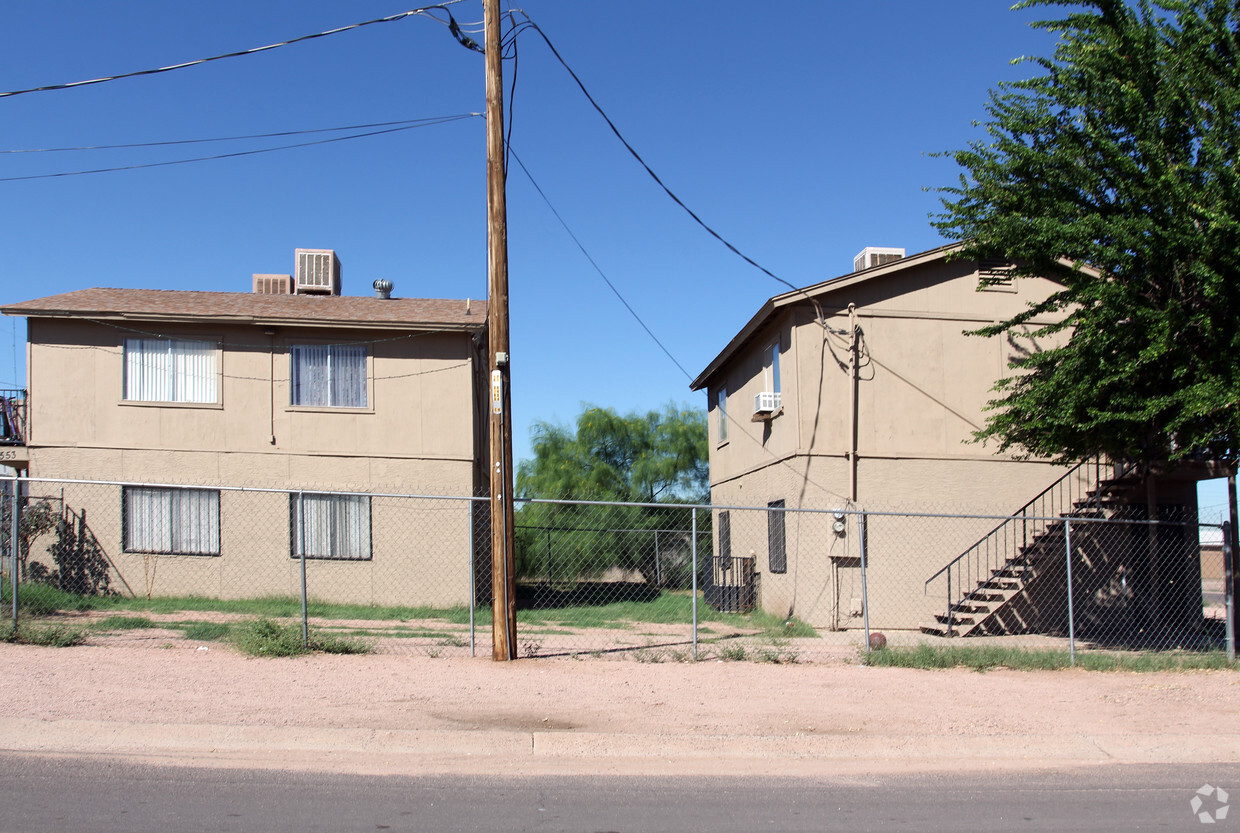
[{"left": 2, "top": 637, "right": 1239, "bottom": 777}]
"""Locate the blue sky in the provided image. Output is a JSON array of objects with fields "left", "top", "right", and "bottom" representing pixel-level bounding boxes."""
[{"left": 0, "top": 1, "right": 1230, "bottom": 515}]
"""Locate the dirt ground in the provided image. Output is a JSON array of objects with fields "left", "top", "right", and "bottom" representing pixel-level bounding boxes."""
[{"left": 2, "top": 634, "right": 1239, "bottom": 777}]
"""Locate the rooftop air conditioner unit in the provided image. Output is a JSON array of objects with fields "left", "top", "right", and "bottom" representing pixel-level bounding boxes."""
[
  {"left": 294, "top": 249, "right": 342, "bottom": 295},
  {"left": 252, "top": 274, "right": 292, "bottom": 295},
  {"left": 852, "top": 246, "right": 905, "bottom": 272},
  {"left": 753, "top": 391, "right": 782, "bottom": 418}
]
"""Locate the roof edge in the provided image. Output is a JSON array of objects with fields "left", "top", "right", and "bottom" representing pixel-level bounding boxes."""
[{"left": 690, "top": 242, "right": 962, "bottom": 391}]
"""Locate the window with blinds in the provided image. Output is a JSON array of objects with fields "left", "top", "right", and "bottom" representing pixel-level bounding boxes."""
[
  {"left": 123, "top": 486, "right": 220, "bottom": 556},
  {"left": 290, "top": 344, "right": 368, "bottom": 408},
  {"left": 123, "top": 338, "right": 218, "bottom": 403},
  {"left": 290, "top": 492, "right": 372, "bottom": 560}
]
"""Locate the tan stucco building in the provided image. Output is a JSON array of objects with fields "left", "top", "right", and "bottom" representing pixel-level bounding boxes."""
[
  {"left": 691, "top": 244, "right": 1203, "bottom": 635},
  {"left": 2, "top": 254, "right": 490, "bottom": 607}
]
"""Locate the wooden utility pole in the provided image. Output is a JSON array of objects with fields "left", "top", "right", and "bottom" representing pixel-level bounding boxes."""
[{"left": 484, "top": 0, "right": 517, "bottom": 661}]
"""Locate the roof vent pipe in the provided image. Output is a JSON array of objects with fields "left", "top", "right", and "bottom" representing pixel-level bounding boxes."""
[{"left": 373, "top": 279, "right": 393, "bottom": 300}]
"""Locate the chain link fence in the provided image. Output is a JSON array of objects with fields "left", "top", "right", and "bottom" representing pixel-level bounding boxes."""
[{"left": 2, "top": 474, "right": 1235, "bottom": 662}]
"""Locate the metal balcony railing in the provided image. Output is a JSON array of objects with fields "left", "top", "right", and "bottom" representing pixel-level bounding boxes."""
[{"left": 1, "top": 390, "right": 27, "bottom": 445}]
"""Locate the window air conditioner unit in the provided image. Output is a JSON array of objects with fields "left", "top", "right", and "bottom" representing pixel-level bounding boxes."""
[
  {"left": 294, "top": 249, "right": 342, "bottom": 295},
  {"left": 753, "top": 391, "right": 781, "bottom": 417}
]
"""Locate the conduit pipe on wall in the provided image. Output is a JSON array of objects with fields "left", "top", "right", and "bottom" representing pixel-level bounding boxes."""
[
  {"left": 265, "top": 329, "right": 276, "bottom": 445},
  {"left": 848, "top": 303, "right": 860, "bottom": 503}
]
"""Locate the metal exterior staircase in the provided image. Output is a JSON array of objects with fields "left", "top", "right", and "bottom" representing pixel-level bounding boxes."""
[{"left": 921, "top": 457, "right": 1135, "bottom": 637}]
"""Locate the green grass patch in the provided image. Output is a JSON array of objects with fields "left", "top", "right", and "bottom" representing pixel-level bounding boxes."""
[
  {"left": 511, "top": 590, "right": 818, "bottom": 637},
  {"left": 862, "top": 644, "right": 1239, "bottom": 672},
  {"left": 93, "top": 615, "right": 157, "bottom": 631},
  {"left": 0, "top": 620, "right": 86, "bottom": 647},
  {"left": 231, "top": 618, "right": 373, "bottom": 657},
  {"left": 2, "top": 582, "right": 102, "bottom": 615},
  {"left": 8, "top": 584, "right": 818, "bottom": 643},
  {"left": 3, "top": 586, "right": 475, "bottom": 624}
]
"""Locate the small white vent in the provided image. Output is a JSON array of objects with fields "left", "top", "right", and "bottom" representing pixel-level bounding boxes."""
[
  {"left": 252, "top": 274, "right": 292, "bottom": 295},
  {"left": 753, "top": 391, "right": 782, "bottom": 416},
  {"left": 294, "top": 249, "right": 342, "bottom": 295},
  {"left": 853, "top": 246, "right": 905, "bottom": 272}
]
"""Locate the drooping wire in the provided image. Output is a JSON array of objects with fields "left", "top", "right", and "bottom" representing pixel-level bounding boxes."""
[
  {"left": 506, "top": 14, "right": 852, "bottom": 340},
  {"left": 0, "top": 115, "right": 481, "bottom": 182},
  {"left": 507, "top": 144, "right": 852, "bottom": 506},
  {"left": 504, "top": 12, "right": 516, "bottom": 179},
  {"left": 507, "top": 146, "right": 692, "bottom": 381},
  {"left": 0, "top": 2, "right": 468, "bottom": 99},
  {"left": 510, "top": 15, "right": 798, "bottom": 294},
  {"left": 0, "top": 116, "right": 477, "bottom": 154}
]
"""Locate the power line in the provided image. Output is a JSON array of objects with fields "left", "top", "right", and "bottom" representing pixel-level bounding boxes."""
[
  {"left": 0, "top": 116, "right": 479, "bottom": 154},
  {"left": 507, "top": 146, "right": 692, "bottom": 380},
  {"left": 511, "top": 15, "right": 799, "bottom": 294},
  {"left": 0, "top": 3, "right": 468, "bottom": 100},
  {"left": 0, "top": 116, "right": 480, "bottom": 182},
  {"left": 507, "top": 145, "right": 851, "bottom": 507}
]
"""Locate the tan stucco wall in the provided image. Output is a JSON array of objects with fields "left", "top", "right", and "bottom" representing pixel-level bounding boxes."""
[
  {"left": 706, "top": 258, "right": 1067, "bottom": 483},
  {"left": 23, "top": 479, "right": 478, "bottom": 608},
  {"left": 701, "top": 257, "right": 1089, "bottom": 630},
  {"left": 18, "top": 316, "right": 487, "bottom": 607},
  {"left": 24, "top": 318, "right": 485, "bottom": 491},
  {"left": 708, "top": 455, "right": 1079, "bottom": 630}
]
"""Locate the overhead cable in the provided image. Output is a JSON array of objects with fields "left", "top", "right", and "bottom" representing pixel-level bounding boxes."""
[
  {"left": 0, "top": 2, "right": 468, "bottom": 99},
  {"left": 513, "top": 16, "right": 798, "bottom": 293},
  {"left": 0, "top": 116, "right": 478, "bottom": 154},
  {"left": 507, "top": 146, "right": 692, "bottom": 380},
  {"left": 0, "top": 115, "right": 480, "bottom": 182}
]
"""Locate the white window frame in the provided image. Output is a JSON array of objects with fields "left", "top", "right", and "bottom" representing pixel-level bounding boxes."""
[
  {"left": 290, "top": 343, "right": 369, "bottom": 408},
  {"left": 290, "top": 492, "right": 372, "bottom": 561},
  {"left": 123, "top": 338, "right": 219, "bottom": 404},
  {"left": 764, "top": 341, "right": 781, "bottom": 396},
  {"left": 716, "top": 386, "right": 728, "bottom": 443},
  {"left": 123, "top": 486, "right": 221, "bottom": 556}
]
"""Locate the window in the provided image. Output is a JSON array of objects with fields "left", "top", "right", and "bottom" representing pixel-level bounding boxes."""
[
  {"left": 765, "top": 342, "right": 781, "bottom": 396},
  {"left": 716, "top": 387, "right": 728, "bottom": 442},
  {"left": 767, "top": 499, "right": 787, "bottom": 574},
  {"left": 717, "top": 510, "right": 731, "bottom": 561},
  {"left": 290, "top": 492, "right": 372, "bottom": 560},
  {"left": 291, "top": 344, "right": 368, "bottom": 408},
  {"left": 123, "top": 486, "right": 220, "bottom": 555},
  {"left": 124, "top": 338, "right": 218, "bottom": 403}
]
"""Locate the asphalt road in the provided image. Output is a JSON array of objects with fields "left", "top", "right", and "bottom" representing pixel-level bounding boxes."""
[{"left": 1, "top": 754, "right": 1235, "bottom": 833}]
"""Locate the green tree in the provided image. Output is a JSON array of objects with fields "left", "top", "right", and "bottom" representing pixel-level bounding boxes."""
[
  {"left": 514, "top": 404, "right": 708, "bottom": 586},
  {"left": 934, "top": 0, "right": 1240, "bottom": 469}
]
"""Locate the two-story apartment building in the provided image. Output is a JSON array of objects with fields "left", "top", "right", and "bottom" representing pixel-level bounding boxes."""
[
  {"left": 1, "top": 250, "right": 490, "bottom": 606},
  {"left": 691, "top": 243, "right": 1202, "bottom": 635}
]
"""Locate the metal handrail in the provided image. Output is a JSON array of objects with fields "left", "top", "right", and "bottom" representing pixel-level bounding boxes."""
[
  {"left": 923, "top": 454, "right": 1139, "bottom": 635},
  {"left": 0, "top": 389, "right": 26, "bottom": 445},
  {"left": 923, "top": 457, "right": 1099, "bottom": 587}
]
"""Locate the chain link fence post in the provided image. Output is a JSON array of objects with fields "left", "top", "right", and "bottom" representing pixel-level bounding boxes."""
[
  {"left": 1224, "top": 521, "right": 1235, "bottom": 662},
  {"left": 469, "top": 498, "right": 477, "bottom": 658},
  {"left": 859, "top": 511, "right": 871, "bottom": 652},
  {"left": 1065, "top": 517, "right": 1076, "bottom": 665},
  {"left": 691, "top": 506, "right": 698, "bottom": 660},
  {"left": 297, "top": 490, "right": 308, "bottom": 649},
  {"left": 9, "top": 471, "right": 18, "bottom": 630}
]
